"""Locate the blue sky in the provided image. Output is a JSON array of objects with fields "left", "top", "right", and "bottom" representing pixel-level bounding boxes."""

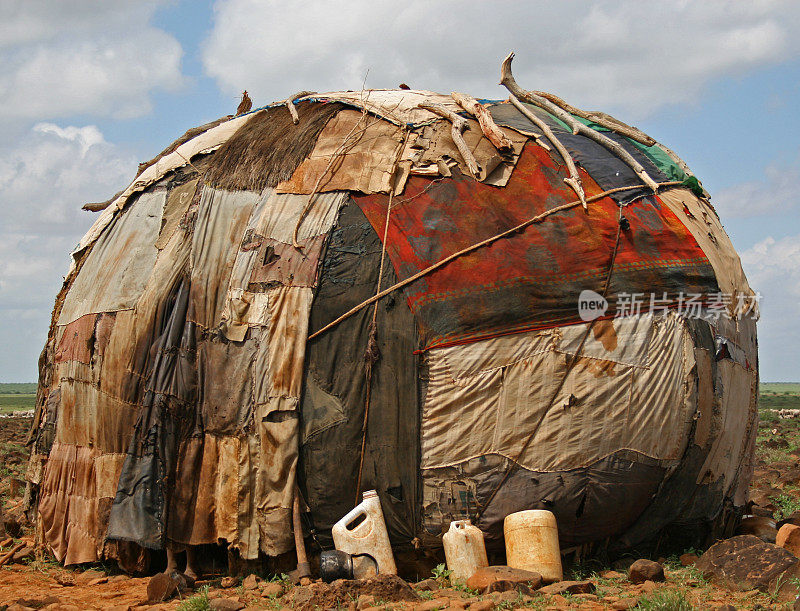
[{"left": 1, "top": 0, "right": 799, "bottom": 381}]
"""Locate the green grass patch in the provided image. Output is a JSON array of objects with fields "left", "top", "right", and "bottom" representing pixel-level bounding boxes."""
[
  {"left": 0, "top": 394, "right": 35, "bottom": 413},
  {"left": 176, "top": 585, "right": 211, "bottom": 611},
  {"left": 760, "top": 383, "right": 800, "bottom": 411},
  {"left": 0, "top": 383, "right": 37, "bottom": 394}
]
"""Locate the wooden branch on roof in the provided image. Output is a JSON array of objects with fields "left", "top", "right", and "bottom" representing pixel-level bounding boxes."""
[
  {"left": 508, "top": 94, "right": 586, "bottom": 210},
  {"left": 82, "top": 190, "right": 123, "bottom": 212},
  {"left": 532, "top": 90, "right": 656, "bottom": 147},
  {"left": 500, "top": 52, "right": 659, "bottom": 192},
  {"left": 418, "top": 102, "right": 481, "bottom": 178},
  {"left": 451, "top": 91, "right": 514, "bottom": 153},
  {"left": 279, "top": 90, "right": 317, "bottom": 124}
]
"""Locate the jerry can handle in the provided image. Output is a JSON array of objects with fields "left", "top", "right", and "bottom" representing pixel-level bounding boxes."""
[{"left": 336, "top": 505, "right": 371, "bottom": 536}]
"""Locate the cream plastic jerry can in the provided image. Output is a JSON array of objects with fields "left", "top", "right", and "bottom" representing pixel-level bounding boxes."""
[
  {"left": 332, "top": 490, "right": 397, "bottom": 578},
  {"left": 443, "top": 519, "right": 488, "bottom": 582},
  {"left": 504, "top": 509, "right": 563, "bottom": 583}
]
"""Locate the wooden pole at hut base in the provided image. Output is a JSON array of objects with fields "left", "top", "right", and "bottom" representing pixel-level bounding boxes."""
[{"left": 500, "top": 52, "right": 660, "bottom": 192}]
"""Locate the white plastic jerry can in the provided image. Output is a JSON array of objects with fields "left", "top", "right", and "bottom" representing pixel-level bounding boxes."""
[
  {"left": 332, "top": 490, "right": 397, "bottom": 578},
  {"left": 443, "top": 519, "right": 488, "bottom": 583},
  {"left": 504, "top": 509, "right": 563, "bottom": 583}
]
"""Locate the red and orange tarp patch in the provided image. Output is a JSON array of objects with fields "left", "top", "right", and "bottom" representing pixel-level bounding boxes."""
[{"left": 356, "top": 143, "right": 717, "bottom": 351}]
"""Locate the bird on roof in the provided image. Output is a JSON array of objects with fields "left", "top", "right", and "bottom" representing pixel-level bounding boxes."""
[
  {"left": 398, "top": 83, "right": 411, "bottom": 90},
  {"left": 236, "top": 90, "right": 252, "bottom": 115}
]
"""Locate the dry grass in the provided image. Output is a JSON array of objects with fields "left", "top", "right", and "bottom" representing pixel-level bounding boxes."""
[{"left": 204, "top": 101, "right": 343, "bottom": 193}]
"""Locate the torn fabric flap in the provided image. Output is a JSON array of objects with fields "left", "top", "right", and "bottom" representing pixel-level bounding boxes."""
[{"left": 70, "top": 112, "right": 256, "bottom": 273}]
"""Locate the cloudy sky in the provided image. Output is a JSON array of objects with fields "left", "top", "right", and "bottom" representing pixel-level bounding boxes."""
[{"left": 1, "top": 0, "right": 799, "bottom": 382}]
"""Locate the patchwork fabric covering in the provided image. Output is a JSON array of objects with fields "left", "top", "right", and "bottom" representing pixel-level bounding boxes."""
[{"left": 27, "top": 87, "right": 758, "bottom": 566}]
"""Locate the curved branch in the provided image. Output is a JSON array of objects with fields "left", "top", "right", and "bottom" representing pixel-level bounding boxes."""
[
  {"left": 451, "top": 91, "right": 514, "bottom": 153},
  {"left": 532, "top": 91, "right": 656, "bottom": 147},
  {"left": 508, "top": 94, "right": 586, "bottom": 209},
  {"left": 418, "top": 102, "right": 481, "bottom": 178},
  {"left": 278, "top": 90, "right": 317, "bottom": 124},
  {"left": 500, "top": 52, "right": 659, "bottom": 192}
]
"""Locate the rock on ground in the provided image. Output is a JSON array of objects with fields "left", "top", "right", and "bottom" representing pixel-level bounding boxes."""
[
  {"left": 628, "top": 559, "right": 665, "bottom": 584},
  {"left": 695, "top": 534, "right": 798, "bottom": 591},
  {"left": 777, "top": 523, "right": 800, "bottom": 557},
  {"left": 538, "top": 580, "right": 596, "bottom": 595},
  {"left": 465, "top": 566, "right": 542, "bottom": 592}
]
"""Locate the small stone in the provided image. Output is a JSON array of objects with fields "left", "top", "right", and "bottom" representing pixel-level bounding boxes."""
[
  {"left": 777, "top": 523, "right": 800, "bottom": 557},
  {"left": 108, "top": 575, "right": 130, "bottom": 583},
  {"left": 261, "top": 582, "right": 284, "bottom": 598},
  {"left": 639, "top": 580, "right": 658, "bottom": 594},
  {"left": 220, "top": 576, "right": 237, "bottom": 588},
  {"left": 75, "top": 570, "right": 105, "bottom": 585},
  {"left": 465, "top": 566, "right": 542, "bottom": 592},
  {"left": 414, "top": 578, "right": 439, "bottom": 591},
  {"left": 12, "top": 546, "right": 34, "bottom": 562},
  {"left": 53, "top": 571, "right": 77, "bottom": 586},
  {"left": 241, "top": 574, "right": 260, "bottom": 590},
  {"left": 146, "top": 571, "right": 189, "bottom": 603},
  {"left": 209, "top": 598, "right": 246, "bottom": 611},
  {"left": 611, "top": 599, "right": 638, "bottom": 610},
  {"left": 628, "top": 559, "right": 665, "bottom": 584},
  {"left": 537, "top": 580, "right": 595, "bottom": 595},
  {"left": 6, "top": 604, "right": 36, "bottom": 611},
  {"left": 300, "top": 576, "right": 312, "bottom": 586},
  {"left": 599, "top": 570, "right": 624, "bottom": 579},
  {"left": 467, "top": 601, "right": 494, "bottom": 611},
  {"left": 87, "top": 577, "right": 108, "bottom": 586},
  {"left": 714, "top": 605, "right": 736, "bottom": 611},
  {"left": 679, "top": 553, "right": 699, "bottom": 566}
]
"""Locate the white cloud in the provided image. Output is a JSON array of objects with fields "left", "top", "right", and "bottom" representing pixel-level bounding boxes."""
[
  {"left": 714, "top": 154, "right": 800, "bottom": 218},
  {"left": 0, "top": 122, "right": 136, "bottom": 380},
  {"left": 741, "top": 234, "right": 800, "bottom": 381},
  {"left": 0, "top": 0, "right": 185, "bottom": 120},
  {"left": 202, "top": 0, "right": 800, "bottom": 119}
]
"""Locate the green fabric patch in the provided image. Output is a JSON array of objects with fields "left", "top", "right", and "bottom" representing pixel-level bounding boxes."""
[{"left": 681, "top": 175, "right": 705, "bottom": 197}]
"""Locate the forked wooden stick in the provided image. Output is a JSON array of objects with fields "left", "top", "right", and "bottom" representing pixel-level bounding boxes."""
[
  {"left": 500, "top": 52, "right": 659, "bottom": 192},
  {"left": 508, "top": 94, "right": 587, "bottom": 209},
  {"left": 418, "top": 102, "right": 481, "bottom": 178},
  {"left": 451, "top": 91, "right": 514, "bottom": 153}
]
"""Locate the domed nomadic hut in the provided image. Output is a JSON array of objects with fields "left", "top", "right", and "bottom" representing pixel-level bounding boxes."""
[{"left": 26, "top": 54, "right": 758, "bottom": 573}]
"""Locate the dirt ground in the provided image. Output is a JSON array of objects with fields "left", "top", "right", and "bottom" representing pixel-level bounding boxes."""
[{"left": 2, "top": 410, "right": 800, "bottom": 610}]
